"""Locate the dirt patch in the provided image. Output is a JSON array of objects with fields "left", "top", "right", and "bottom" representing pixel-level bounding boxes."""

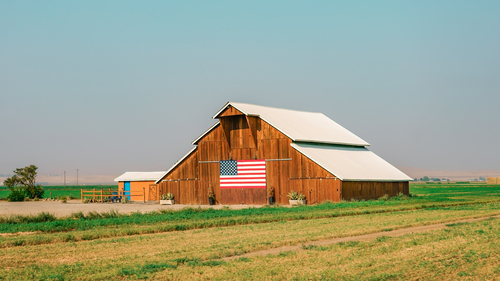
[
  {"left": 0, "top": 231, "right": 38, "bottom": 236},
  {"left": 223, "top": 215, "right": 500, "bottom": 261},
  {"left": 0, "top": 201, "right": 263, "bottom": 217}
]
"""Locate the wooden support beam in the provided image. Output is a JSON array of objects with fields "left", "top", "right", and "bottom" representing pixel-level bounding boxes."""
[
  {"left": 246, "top": 116, "right": 258, "bottom": 149},
  {"left": 219, "top": 117, "right": 231, "bottom": 148}
]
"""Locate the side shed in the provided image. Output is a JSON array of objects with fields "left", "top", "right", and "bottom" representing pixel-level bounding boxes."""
[{"left": 114, "top": 171, "right": 165, "bottom": 201}]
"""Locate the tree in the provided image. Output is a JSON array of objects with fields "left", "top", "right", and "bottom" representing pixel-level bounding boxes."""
[
  {"left": 422, "top": 176, "right": 430, "bottom": 182},
  {"left": 3, "top": 165, "right": 44, "bottom": 201}
]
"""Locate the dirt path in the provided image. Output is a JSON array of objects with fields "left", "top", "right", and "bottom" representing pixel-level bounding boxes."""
[
  {"left": 222, "top": 215, "right": 500, "bottom": 261},
  {"left": 0, "top": 201, "right": 263, "bottom": 217}
]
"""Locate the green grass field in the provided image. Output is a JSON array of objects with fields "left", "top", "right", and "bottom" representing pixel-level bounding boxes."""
[
  {"left": 0, "top": 185, "right": 118, "bottom": 200},
  {"left": 1, "top": 182, "right": 500, "bottom": 280}
]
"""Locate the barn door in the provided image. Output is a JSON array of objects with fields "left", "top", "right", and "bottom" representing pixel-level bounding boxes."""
[{"left": 148, "top": 184, "right": 158, "bottom": 201}]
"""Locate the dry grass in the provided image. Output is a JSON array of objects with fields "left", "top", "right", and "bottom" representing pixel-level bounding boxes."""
[{"left": 157, "top": 218, "right": 500, "bottom": 280}]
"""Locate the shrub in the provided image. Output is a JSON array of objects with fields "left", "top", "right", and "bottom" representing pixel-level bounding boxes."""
[
  {"left": 122, "top": 196, "right": 130, "bottom": 204},
  {"left": 101, "top": 209, "right": 119, "bottom": 219},
  {"left": 70, "top": 211, "right": 85, "bottom": 220},
  {"left": 161, "top": 193, "right": 174, "bottom": 200},
  {"left": 287, "top": 190, "right": 306, "bottom": 200},
  {"left": 0, "top": 212, "right": 56, "bottom": 224},
  {"left": 379, "top": 194, "right": 390, "bottom": 201},
  {"left": 7, "top": 189, "right": 25, "bottom": 202},
  {"left": 395, "top": 192, "right": 408, "bottom": 201},
  {"left": 86, "top": 211, "right": 102, "bottom": 220},
  {"left": 24, "top": 185, "right": 44, "bottom": 199},
  {"left": 61, "top": 197, "right": 67, "bottom": 203}
]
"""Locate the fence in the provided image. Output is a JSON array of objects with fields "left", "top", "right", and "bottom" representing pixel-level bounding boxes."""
[{"left": 81, "top": 188, "right": 146, "bottom": 203}]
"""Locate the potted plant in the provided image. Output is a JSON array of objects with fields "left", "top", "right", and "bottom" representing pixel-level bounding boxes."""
[
  {"left": 268, "top": 186, "right": 275, "bottom": 206},
  {"left": 160, "top": 193, "right": 174, "bottom": 205},
  {"left": 287, "top": 190, "right": 306, "bottom": 205},
  {"left": 207, "top": 186, "right": 215, "bottom": 205}
]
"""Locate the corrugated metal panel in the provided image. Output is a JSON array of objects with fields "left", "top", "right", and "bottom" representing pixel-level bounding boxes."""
[
  {"left": 212, "top": 102, "right": 370, "bottom": 147},
  {"left": 291, "top": 143, "right": 412, "bottom": 181},
  {"left": 114, "top": 171, "right": 166, "bottom": 182}
]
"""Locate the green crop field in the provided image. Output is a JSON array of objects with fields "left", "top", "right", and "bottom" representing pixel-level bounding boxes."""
[
  {"left": 1, "top": 182, "right": 500, "bottom": 280},
  {"left": 0, "top": 185, "right": 118, "bottom": 200}
]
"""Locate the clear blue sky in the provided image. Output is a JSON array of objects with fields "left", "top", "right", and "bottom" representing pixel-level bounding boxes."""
[{"left": 1, "top": 1, "right": 499, "bottom": 179}]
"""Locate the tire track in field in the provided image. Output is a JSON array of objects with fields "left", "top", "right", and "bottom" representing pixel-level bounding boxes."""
[{"left": 222, "top": 214, "right": 500, "bottom": 261}]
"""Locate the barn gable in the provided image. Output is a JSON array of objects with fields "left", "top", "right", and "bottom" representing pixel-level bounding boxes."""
[{"left": 213, "top": 102, "right": 370, "bottom": 147}]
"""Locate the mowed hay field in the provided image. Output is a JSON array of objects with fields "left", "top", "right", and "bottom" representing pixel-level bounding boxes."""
[{"left": 1, "top": 183, "right": 500, "bottom": 280}]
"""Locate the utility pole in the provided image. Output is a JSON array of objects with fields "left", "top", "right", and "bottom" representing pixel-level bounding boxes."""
[
  {"left": 76, "top": 169, "right": 79, "bottom": 186},
  {"left": 64, "top": 171, "right": 66, "bottom": 188}
]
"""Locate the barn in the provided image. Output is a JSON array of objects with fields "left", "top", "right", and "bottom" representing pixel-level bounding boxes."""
[
  {"left": 151, "top": 102, "right": 411, "bottom": 205},
  {"left": 115, "top": 171, "right": 165, "bottom": 201}
]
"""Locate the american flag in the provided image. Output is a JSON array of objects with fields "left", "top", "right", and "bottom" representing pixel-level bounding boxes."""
[{"left": 219, "top": 159, "right": 266, "bottom": 189}]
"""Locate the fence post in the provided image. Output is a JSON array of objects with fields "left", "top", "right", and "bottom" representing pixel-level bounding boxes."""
[
  {"left": 93, "top": 188, "right": 95, "bottom": 203},
  {"left": 101, "top": 189, "right": 103, "bottom": 203},
  {"left": 157, "top": 185, "right": 160, "bottom": 204},
  {"left": 81, "top": 189, "right": 83, "bottom": 203}
]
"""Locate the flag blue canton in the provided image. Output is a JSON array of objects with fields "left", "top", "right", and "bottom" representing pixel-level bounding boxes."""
[{"left": 220, "top": 160, "right": 237, "bottom": 176}]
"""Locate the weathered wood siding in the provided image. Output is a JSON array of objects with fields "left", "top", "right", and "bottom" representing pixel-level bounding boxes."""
[
  {"left": 341, "top": 181, "right": 409, "bottom": 201},
  {"left": 157, "top": 149, "right": 201, "bottom": 204}
]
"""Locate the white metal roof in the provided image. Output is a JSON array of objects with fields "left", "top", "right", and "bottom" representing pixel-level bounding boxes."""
[
  {"left": 155, "top": 147, "right": 198, "bottom": 184},
  {"left": 114, "top": 171, "right": 166, "bottom": 182},
  {"left": 291, "top": 143, "right": 412, "bottom": 181},
  {"left": 212, "top": 102, "right": 370, "bottom": 147}
]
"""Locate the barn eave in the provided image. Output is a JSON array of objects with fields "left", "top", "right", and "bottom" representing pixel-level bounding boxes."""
[
  {"left": 155, "top": 146, "right": 198, "bottom": 184},
  {"left": 192, "top": 122, "right": 220, "bottom": 145}
]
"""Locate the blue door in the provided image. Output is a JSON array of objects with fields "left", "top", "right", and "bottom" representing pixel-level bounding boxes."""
[{"left": 124, "top": 181, "right": 131, "bottom": 200}]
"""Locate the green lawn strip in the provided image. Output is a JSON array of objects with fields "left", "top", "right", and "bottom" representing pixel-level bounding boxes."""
[
  {"left": 1, "top": 191, "right": 499, "bottom": 235},
  {"left": 1, "top": 200, "right": 500, "bottom": 249},
  {"left": 2, "top": 208, "right": 500, "bottom": 280},
  {"left": 0, "top": 199, "right": 492, "bottom": 236}
]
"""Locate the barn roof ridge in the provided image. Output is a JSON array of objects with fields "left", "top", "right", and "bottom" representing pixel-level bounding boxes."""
[
  {"left": 210, "top": 101, "right": 370, "bottom": 147},
  {"left": 213, "top": 101, "right": 323, "bottom": 118}
]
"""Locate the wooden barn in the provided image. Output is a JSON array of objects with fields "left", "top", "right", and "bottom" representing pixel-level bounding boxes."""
[
  {"left": 115, "top": 171, "right": 165, "bottom": 201},
  {"left": 151, "top": 102, "right": 411, "bottom": 205}
]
